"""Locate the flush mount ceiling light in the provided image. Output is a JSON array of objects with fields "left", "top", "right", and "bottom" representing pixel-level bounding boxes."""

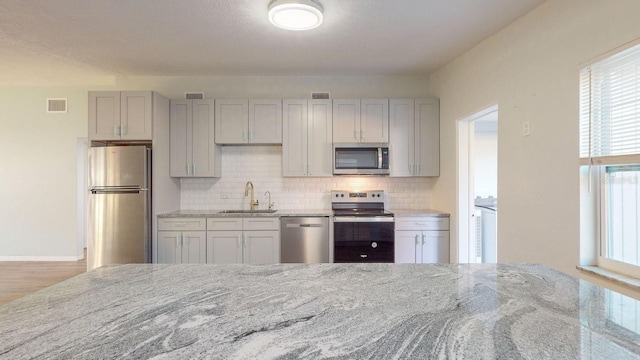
[{"left": 268, "top": 0, "right": 323, "bottom": 31}]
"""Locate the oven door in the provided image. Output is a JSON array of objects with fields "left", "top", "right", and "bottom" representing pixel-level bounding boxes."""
[{"left": 333, "top": 216, "right": 394, "bottom": 263}]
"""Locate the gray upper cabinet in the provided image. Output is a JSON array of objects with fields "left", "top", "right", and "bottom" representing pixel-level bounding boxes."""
[
  {"left": 215, "top": 99, "right": 282, "bottom": 144},
  {"left": 389, "top": 98, "right": 440, "bottom": 177},
  {"left": 88, "top": 91, "right": 153, "bottom": 141},
  {"left": 282, "top": 99, "right": 333, "bottom": 177},
  {"left": 170, "top": 99, "right": 221, "bottom": 178},
  {"left": 249, "top": 99, "right": 282, "bottom": 143},
  {"left": 332, "top": 99, "right": 388, "bottom": 143}
]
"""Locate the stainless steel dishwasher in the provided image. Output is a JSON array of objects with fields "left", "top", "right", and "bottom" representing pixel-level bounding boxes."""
[{"left": 280, "top": 217, "right": 329, "bottom": 263}]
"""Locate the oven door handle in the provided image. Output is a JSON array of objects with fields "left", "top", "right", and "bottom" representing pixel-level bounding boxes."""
[{"left": 334, "top": 216, "right": 394, "bottom": 223}]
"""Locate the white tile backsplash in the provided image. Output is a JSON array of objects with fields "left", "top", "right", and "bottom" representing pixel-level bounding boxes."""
[{"left": 180, "top": 146, "right": 433, "bottom": 210}]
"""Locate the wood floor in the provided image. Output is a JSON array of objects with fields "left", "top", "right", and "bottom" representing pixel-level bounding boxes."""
[{"left": 0, "top": 255, "right": 86, "bottom": 305}]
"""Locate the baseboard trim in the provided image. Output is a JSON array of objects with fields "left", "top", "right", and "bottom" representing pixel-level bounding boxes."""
[{"left": 0, "top": 256, "right": 83, "bottom": 262}]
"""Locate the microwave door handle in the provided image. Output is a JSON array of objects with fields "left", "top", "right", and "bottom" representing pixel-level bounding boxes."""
[{"left": 378, "top": 148, "right": 383, "bottom": 169}]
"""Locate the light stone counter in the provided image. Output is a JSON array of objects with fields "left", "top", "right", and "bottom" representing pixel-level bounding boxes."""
[
  {"left": 1, "top": 263, "right": 639, "bottom": 359},
  {"left": 391, "top": 209, "right": 450, "bottom": 217},
  {"left": 159, "top": 210, "right": 333, "bottom": 218}
]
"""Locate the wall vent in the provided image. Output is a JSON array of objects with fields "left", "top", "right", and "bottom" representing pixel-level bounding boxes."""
[
  {"left": 185, "top": 92, "right": 204, "bottom": 100},
  {"left": 47, "top": 98, "right": 67, "bottom": 113},
  {"left": 311, "top": 92, "right": 330, "bottom": 99}
]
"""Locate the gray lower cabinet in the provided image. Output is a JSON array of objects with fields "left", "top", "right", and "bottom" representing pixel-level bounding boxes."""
[
  {"left": 206, "top": 217, "right": 280, "bottom": 264},
  {"left": 394, "top": 216, "right": 450, "bottom": 263},
  {"left": 157, "top": 218, "right": 207, "bottom": 264}
]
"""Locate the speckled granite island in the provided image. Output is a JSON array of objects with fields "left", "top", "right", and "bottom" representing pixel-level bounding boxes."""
[{"left": 1, "top": 264, "right": 639, "bottom": 359}]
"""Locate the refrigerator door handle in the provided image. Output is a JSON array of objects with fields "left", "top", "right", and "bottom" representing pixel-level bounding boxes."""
[{"left": 90, "top": 187, "right": 146, "bottom": 194}]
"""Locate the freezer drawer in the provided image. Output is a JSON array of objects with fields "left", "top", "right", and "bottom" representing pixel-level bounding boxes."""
[
  {"left": 88, "top": 190, "right": 149, "bottom": 269},
  {"left": 280, "top": 217, "right": 329, "bottom": 263}
]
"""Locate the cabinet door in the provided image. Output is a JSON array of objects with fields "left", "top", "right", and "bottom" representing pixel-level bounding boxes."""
[
  {"left": 157, "top": 231, "right": 182, "bottom": 264},
  {"left": 121, "top": 91, "right": 153, "bottom": 140},
  {"left": 415, "top": 98, "right": 440, "bottom": 177},
  {"left": 170, "top": 99, "right": 191, "bottom": 177},
  {"left": 249, "top": 99, "right": 282, "bottom": 144},
  {"left": 88, "top": 91, "right": 121, "bottom": 141},
  {"left": 332, "top": 99, "right": 360, "bottom": 142},
  {"left": 207, "top": 231, "right": 243, "bottom": 264},
  {"left": 360, "top": 99, "right": 389, "bottom": 143},
  {"left": 308, "top": 99, "right": 333, "bottom": 177},
  {"left": 182, "top": 231, "right": 207, "bottom": 264},
  {"left": 215, "top": 99, "right": 248, "bottom": 144},
  {"left": 389, "top": 99, "right": 415, "bottom": 177},
  {"left": 243, "top": 231, "right": 280, "bottom": 264},
  {"left": 282, "top": 100, "right": 308, "bottom": 177},
  {"left": 192, "top": 99, "right": 220, "bottom": 177},
  {"left": 420, "top": 231, "right": 450, "bottom": 263},
  {"left": 394, "top": 230, "right": 420, "bottom": 263}
]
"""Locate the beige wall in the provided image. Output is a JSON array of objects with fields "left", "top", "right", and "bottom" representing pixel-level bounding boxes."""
[
  {"left": 0, "top": 87, "right": 88, "bottom": 259},
  {"left": 429, "top": 0, "right": 640, "bottom": 275}
]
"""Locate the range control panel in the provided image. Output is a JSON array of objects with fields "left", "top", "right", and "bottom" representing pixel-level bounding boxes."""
[{"left": 331, "top": 190, "right": 384, "bottom": 202}]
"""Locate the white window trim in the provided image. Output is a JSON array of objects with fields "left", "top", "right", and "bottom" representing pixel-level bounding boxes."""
[{"left": 596, "top": 164, "right": 640, "bottom": 278}]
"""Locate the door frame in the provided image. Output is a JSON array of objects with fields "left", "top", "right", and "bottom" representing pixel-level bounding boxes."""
[{"left": 457, "top": 104, "right": 497, "bottom": 263}]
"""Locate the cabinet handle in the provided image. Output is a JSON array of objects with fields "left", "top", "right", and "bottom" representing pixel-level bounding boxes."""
[
  {"left": 414, "top": 235, "right": 420, "bottom": 263},
  {"left": 237, "top": 235, "right": 241, "bottom": 248},
  {"left": 354, "top": 130, "right": 359, "bottom": 141},
  {"left": 416, "top": 164, "right": 420, "bottom": 175},
  {"left": 186, "top": 164, "right": 190, "bottom": 175},
  {"left": 243, "top": 235, "right": 247, "bottom": 248},
  {"left": 121, "top": 125, "right": 127, "bottom": 136},
  {"left": 243, "top": 131, "right": 247, "bottom": 141},
  {"left": 249, "top": 130, "right": 253, "bottom": 141},
  {"left": 414, "top": 234, "right": 419, "bottom": 245},
  {"left": 422, "top": 234, "right": 426, "bottom": 245},
  {"left": 192, "top": 164, "right": 196, "bottom": 175},
  {"left": 360, "top": 130, "right": 365, "bottom": 141},
  {"left": 113, "top": 125, "right": 119, "bottom": 137},
  {"left": 176, "top": 235, "right": 180, "bottom": 247}
]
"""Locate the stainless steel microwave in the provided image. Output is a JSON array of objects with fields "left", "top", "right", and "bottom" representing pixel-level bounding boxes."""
[{"left": 333, "top": 143, "right": 390, "bottom": 175}]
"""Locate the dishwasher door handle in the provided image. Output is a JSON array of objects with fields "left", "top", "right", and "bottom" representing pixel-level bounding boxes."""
[{"left": 285, "top": 223, "right": 324, "bottom": 228}]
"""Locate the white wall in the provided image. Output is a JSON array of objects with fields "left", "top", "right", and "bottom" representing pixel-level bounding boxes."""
[
  {"left": 0, "top": 87, "right": 88, "bottom": 259},
  {"left": 0, "top": 75, "right": 431, "bottom": 258},
  {"left": 473, "top": 130, "right": 497, "bottom": 199},
  {"left": 429, "top": 0, "right": 640, "bottom": 275}
]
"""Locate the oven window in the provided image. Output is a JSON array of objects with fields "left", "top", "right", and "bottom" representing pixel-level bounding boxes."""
[
  {"left": 335, "top": 148, "right": 378, "bottom": 169},
  {"left": 334, "top": 221, "right": 394, "bottom": 263}
]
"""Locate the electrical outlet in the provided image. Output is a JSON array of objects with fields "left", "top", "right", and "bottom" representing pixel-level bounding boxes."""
[
  {"left": 522, "top": 121, "right": 531, "bottom": 136},
  {"left": 220, "top": 192, "right": 229, "bottom": 199}
]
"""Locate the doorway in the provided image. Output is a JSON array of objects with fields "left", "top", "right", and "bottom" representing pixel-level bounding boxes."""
[{"left": 457, "top": 106, "right": 498, "bottom": 264}]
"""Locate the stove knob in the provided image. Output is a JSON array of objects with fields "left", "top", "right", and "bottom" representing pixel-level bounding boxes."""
[
  {"left": 371, "top": 242, "right": 378, "bottom": 248},
  {"left": 335, "top": 194, "right": 339, "bottom": 197},
  {"left": 341, "top": 194, "right": 344, "bottom": 197}
]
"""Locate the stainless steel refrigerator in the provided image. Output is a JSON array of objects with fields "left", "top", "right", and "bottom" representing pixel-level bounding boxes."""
[{"left": 87, "top": 146, "right": 151, "bottom": 270}]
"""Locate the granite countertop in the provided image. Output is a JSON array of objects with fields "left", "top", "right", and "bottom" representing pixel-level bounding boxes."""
[
  {"left": 159, "top": 209, "right": 445, "bottom": 218},
  {"left": 392, "top": 209, "right": 450, "bottom": 217},
  {"left": 159, "top": 209, "right": 333, "bottom": 218},
  {"left": 1, "top": 263, "right": 639, "bottom": 359}
]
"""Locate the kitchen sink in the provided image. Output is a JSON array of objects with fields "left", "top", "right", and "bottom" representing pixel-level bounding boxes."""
[{"left": 218, "top": 209, "right": 278, "bottom": 214}]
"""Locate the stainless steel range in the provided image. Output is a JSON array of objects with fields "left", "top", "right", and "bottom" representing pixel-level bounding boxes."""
[{"left": 332, "top": 190, "right": 394, "bottom": 263}]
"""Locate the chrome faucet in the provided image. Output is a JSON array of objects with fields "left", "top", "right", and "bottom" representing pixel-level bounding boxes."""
[
  {"left": 264, "top": 191, "right": 274, "bottom": 210},
  {"left": 244, "top": 181, "right": 259, "bottom": 210}
]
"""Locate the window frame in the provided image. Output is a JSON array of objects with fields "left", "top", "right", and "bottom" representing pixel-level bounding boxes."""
[{"left": 596, "top": 163, "right": 640, "bottom": 276}]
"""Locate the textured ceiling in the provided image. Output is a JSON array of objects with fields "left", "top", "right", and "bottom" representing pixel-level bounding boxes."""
[{"left": 0, "top": 0, "right": 544, "bottom": 85}]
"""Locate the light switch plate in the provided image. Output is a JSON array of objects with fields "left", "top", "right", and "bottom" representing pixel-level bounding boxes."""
[{"left": 522, "top": 121, "right": 531, "bottom": 136}]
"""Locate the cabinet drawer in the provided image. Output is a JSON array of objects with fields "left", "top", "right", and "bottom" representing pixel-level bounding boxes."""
[
  {"left": 158, "top": 218, "right": 206, "bottom": 231},
  {"left": 395, "top": 216, "right": 449, "bottom": 231},
  {"left": 243, "top": 217, "right": 280, "bottom": 231},
  {"left": 207, "top": 217, "right": 243, "bottom": 231}
]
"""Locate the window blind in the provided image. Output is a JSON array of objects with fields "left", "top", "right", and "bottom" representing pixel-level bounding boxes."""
[{"left": 580, "top": 43, "right": 640, "bottom": 162}]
